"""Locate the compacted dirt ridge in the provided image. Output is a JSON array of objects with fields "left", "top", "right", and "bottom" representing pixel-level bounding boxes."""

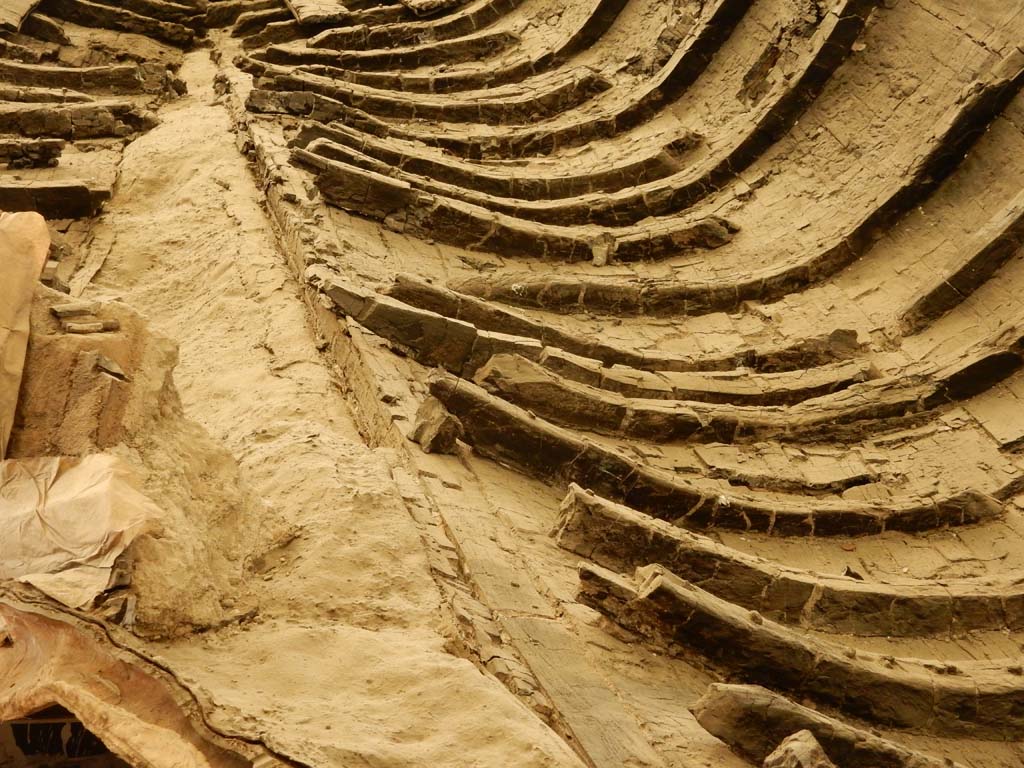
[{"left": 2, "top": 0, "right": 1024, "bottom": 766}]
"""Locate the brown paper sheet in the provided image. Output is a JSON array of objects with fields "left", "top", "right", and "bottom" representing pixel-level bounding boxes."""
[
  {"left": 0, "top": 454, "right": 157, "bottom": 607},
  {"left": 0, "top": 211, "right": 49, "bottom": 460}
]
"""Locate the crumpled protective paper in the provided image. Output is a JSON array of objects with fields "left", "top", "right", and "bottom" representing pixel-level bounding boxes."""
[
  {"left": 0, "top": 454, "right": 156, "bottom": 607},
  {"left": 0, "top": 211, "right": 49, "bottom": 460}
]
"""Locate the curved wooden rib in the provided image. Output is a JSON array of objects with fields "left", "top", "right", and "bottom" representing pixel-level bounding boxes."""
[
  {"left": 255, "top": 28, "right": 520, "bottom": 71},
  {"left": 306, "top": 0, "right": 631, "bottom": 92},
  {"left": 451, "top": 51, "right": 1024, "bottom": 310},
  {"left": 693, "top": 684, "right": 960, "bottom": 768},
  {"left": 381, "top": 271, "right": 862, "bottom": 372},
  {"left": 471, "top": 343, "right": 1024, "bottom": 443},
  {"left": 307, "top": 0, "right": 528, "bottom": 52},
  {"left": 279, "top": 0, "right": 871, "bottom": 225},
  {"left": 254, "top": 0, "right": 751, "bottom": 157},
  {"left": 255, "top": 62, "right": 613, "bottom": 123},
  {"left": 557, "top": 485, "right": 1024, "bottom": 636},
  {"left": 900, "top": 190, "right": 1024, "bottom": 334},
  {"left": 579, "top": 563, "right": 1024, "bottom": 738},
  {"left": 427, "top": 371, "right": 1002, "bottom": 537},
  {"left": 287, "top": 145, "right": 736, "bottom": 261}
]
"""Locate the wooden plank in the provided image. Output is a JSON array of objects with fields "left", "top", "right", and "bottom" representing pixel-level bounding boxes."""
[
  {"left": 398, "top": 0, "right": 463, "bottom": 16},
  {"left": 0, "top": 0, "right": 41, "bottom": 30},
  {"left": 965, "top": 370, "right": 1024, "bottom": 448},
  {"left": 281, "top": 0, "right": 348, "bottom": 24},
  {"left": 417, "top": 464, "right": 557, "bottom": 618},
  {"left": 0, "top": 179, "right": 108, "bottom": 219},
  {"left": 504, "top": 616, "right": 666, "bottom": 768}
]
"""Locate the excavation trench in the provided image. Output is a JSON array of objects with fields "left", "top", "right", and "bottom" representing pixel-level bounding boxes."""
[
  {"left": 4, "top": 37, "right": 585, "bottom": 768},
  {"left": 9, "top": 3, "right": 1024, "bottom": 768}
]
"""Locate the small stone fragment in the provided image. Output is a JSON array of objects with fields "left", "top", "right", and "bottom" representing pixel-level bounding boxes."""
[
  {"left": 842, "top": 565, "right": 864, "bottom": 580},
  {"left": 50, "top": 301, "right": 98, "bottom": 318},
  {"left": 763, "top": 730, "right": 837, "bottom": 768},
  {"left": 120, "top": 595, "right": 137, "bottom": 629},
  {"left": 411, "top": 396, "right": 464, "bottom": 454},
  {"left": 63, "top": 319, "right": 120, "bottom": 334},
  {"left": 96, "top": 354, "right": 128, "bottom": 381}
]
